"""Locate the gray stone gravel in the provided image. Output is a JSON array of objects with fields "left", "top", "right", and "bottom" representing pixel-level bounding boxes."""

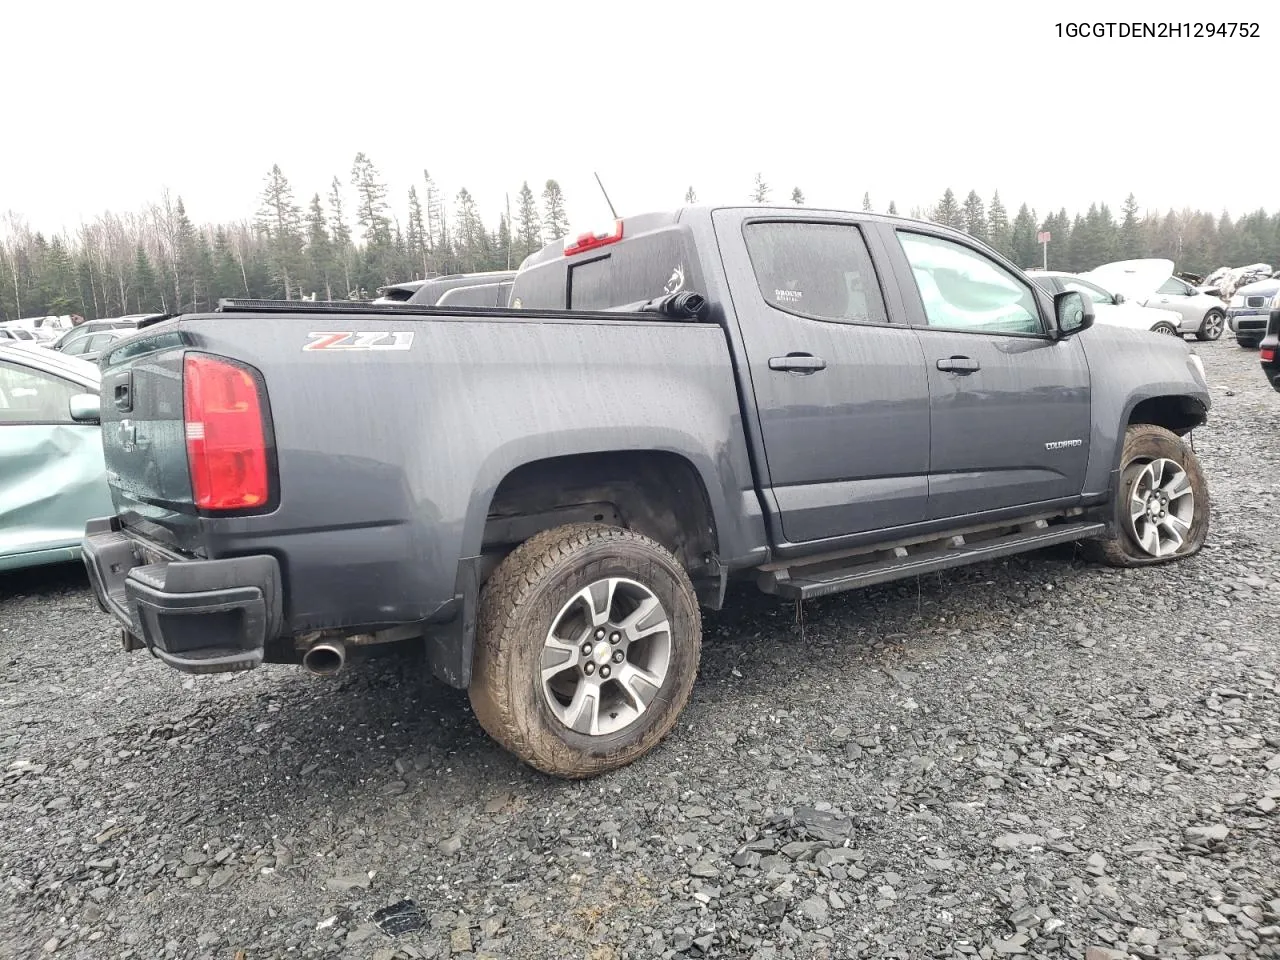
[{"left": 1, "top": 338, "right": 1278, "bottom": 960}]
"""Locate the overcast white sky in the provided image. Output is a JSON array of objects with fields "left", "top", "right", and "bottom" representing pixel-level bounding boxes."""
[{"left": 4, "top": 0, "right": 1274, "bottom": 237}]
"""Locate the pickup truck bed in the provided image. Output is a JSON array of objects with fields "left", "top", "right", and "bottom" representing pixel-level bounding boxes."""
[{"left": 82, "top": 205, "right": 1212, "bottom": 778}]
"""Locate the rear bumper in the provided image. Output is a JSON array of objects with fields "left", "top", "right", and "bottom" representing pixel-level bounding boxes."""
[{"left": 82, "top": 517, "right": 283, "bottom": 675}]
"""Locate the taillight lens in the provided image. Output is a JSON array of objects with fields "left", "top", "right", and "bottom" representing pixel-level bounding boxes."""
[
  {"left": 183, "top": 353, "right": 270, "bottom": 511},
  {"left": 1262, "top": 347, "right": 1276, "bottom": 362}
]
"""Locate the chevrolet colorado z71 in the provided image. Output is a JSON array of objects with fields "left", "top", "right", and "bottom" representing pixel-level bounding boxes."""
[{"left": 81, "top": 206, "right": 1212, "bottom": 778}]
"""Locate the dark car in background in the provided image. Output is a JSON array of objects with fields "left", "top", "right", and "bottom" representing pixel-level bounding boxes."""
[
  {"left": 407, "top": 270, "right": 516, "bottom": 305},
  {"left": 50, "top": 315, "right": 163, "bottom": 357},
  {"left": 372, "top": 280, "right": 428, "bottom": 303},
  {"left": 374, "top": 272, "right": 516, "bottom": 306},
  {"left": 1260, "top": 310, "right": 1280, "bottom": 391}
]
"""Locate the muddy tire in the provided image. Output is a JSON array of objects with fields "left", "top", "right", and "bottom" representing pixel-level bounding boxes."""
[
  {"left": 1085, "top": 424, "right": 1209, "bottom": 568},
  {"left": 468, "top": 523, "right": 701, "bottom": 779}
]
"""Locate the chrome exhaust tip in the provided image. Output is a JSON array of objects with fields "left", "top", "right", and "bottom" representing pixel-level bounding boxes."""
[{"left": 302, "top": 640, "right": 346, "bottom": 677}]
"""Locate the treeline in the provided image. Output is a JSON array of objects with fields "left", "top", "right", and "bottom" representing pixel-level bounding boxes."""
[
  {"left": 0, "top": 152, "right": 572, "bottom": 321},
  {"left": 742, "top": 176, "right": 1280, "bottom": 276},
  {"left": 4, "top": 160, "right": 1280, "bottom": 323},
  {"left": 914, "top": 187, "right": 1280, "bottom": 277}
]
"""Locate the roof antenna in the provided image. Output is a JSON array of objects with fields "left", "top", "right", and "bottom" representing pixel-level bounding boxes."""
[{"left": 594, "top": 171, "right": 619, "bottom": 220}]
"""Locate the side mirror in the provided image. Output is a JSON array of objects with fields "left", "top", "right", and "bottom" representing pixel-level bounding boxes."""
[
  {"left": 1112, "top": 292, "right": 1125, "bottom": 304},
  {"left": 1053, "top": 290, "right": 1094, "bottom": 338},
  {"left": 69, "top": 393, "right": 101, "bottom": 424}
]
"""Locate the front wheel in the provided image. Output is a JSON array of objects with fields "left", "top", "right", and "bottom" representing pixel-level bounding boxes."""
[
  {"left": 1086, "top": 424, "right": 1209, "bottom": 567},
  {"left": 1151, "top": 321, "right": 1179, "bottom": 337},
  {"left": 1196, "top": 310, "right": 1225, "bottom": 342},
  {"left": 469, "top": 523, "right": 702, "bottom": 779}
]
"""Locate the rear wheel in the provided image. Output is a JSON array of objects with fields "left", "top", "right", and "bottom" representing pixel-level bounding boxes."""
[
  {"left": 1238, "top": 338, "right": 1261, "bottom": 349},
  {"left": 1151, "top": 321, "right": 1179, "bottom": 337},
  {"left": 1086, "top": 424, "right": 1209, "bottom": 567},
  {"left": 1195, "top": 309, "right": 1225, "bottom": 341},
  {"left": 469, "top": 523, "right": 701, "bottom": 779}
]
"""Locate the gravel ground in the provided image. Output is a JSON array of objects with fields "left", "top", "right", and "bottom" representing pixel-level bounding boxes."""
[{"left": 2, "top": 339, "right": 1278, "bottom": 960}]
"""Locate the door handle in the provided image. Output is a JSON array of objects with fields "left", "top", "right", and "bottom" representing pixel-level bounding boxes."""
[
  {"left": 113, "top": 375, "right": 134, "bottom": 413},
  {"left": 769, "top": 353, "right": 827, "bottom": 373},
  {"left": 936, "top": 356, "right": 980, "bottom": 373}
]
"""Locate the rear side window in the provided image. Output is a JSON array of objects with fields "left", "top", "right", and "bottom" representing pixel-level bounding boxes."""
[{"left": 743, "top": 221, "right": 888, "bottom": 324}]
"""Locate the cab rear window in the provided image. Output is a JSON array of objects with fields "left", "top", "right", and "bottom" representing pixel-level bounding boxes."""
[{"left": 567, "top": 233, "right": 702, "bottom": 310}]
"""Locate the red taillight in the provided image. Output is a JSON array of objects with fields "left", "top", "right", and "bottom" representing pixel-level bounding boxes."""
[
  {"left": 1262, "top": 347, "right": 1276, "bottom": 362},
  {"left": 562, "top": 219, "right": 624, "bottom": 257},
  {"left": 183, "top": 353, "right": 270, "bottom": 511}
]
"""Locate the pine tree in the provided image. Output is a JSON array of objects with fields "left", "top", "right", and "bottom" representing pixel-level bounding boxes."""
[
  {"left": 304, "top": 194, "right": 333, "bottom": 299},
  {"left": 1010, "top": 203, "right": 1039, "bottom": 268},
  {"left": 327, "top": 176, "right": 354, "bottom": 297},
  {"left": 962, "top": 190, "right": 987, "bottom": 241},
  {"left": 350, "top": 152, "right": 392, "bottom": 246},
  {"left": 684, "top": 186, "right": 697, "bottom": 204},
  {"left": 191, "top": 228, "right": 215, "bottom": 310},
  {"left": 987, "top": 191, "right": 1011, "bottom": 258},
  {"left": 455, "top": 188, "right": 482, "bottom": 270},
  {"left": 211, "top": 227, "right": 244, "bottom": 299},
  {"left": 750, "top": 173, "right": 770, "bottom": 203},
  {"left": 541, "top": 180, "right": 570, "bottom": 242},
  {"left": 423, "top": 170, "right": 444, "bottom": 255},
  {"left": 933, "top": 188, "right": 964, "bottom": 230},
  {"left": 1066, "top": 213, "right": 1088, "bottom": 272},
  {"left": 862, "top": 192, "right": 872, "bottom": 212},
  {"left": 43, "top": 235, "right": 79, "bottom": 315},
  {"left": 496, "top": 214, "right": 514, "bottom": 269},
  {"left": 256, "top": 164, "right": 304, "bottom": 299},
  {"left": 171, "top": 198, "right": 199, "bottom": 310},
  {"left": 791, "top": 187, "right": 805, "bottom": 205},
  {"left": 515, "top": 181, "right": 541, "bottom": 260},
  {"left": 887, "top": 201, "right": 898, "bottom": 216},
  {"left": 1119, "top": 193, "right": 1144, "bottom": 259},
  {"left": 407, "top": 186, "right": 427, "bottom": 277},
  {"left": 133, "top": 245, "right": 161, "bottom": 312}
]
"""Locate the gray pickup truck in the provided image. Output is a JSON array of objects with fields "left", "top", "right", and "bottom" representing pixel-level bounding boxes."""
[{"left": 81, "top": 205, "right": 1212, "bottom": 779}]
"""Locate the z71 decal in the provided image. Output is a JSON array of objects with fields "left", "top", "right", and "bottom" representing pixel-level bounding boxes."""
[{"left": 303, "top": 331, "right": 415, "bottom": 352}]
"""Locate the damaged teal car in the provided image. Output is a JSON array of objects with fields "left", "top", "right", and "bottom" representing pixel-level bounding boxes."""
[{"left": 0, "top": 342, "right": 113, "bottom": 572}]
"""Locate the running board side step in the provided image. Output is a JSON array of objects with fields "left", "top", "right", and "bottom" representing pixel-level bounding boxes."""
[{"left": 758, "top": 521, "right": 1107, "bottom": 600}]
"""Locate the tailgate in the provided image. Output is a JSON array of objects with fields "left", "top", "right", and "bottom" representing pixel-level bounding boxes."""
[{"left": 97, "top": 324, "right": 203, "bottom": 554}]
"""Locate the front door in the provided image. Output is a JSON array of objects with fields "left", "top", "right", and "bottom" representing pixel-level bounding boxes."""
[
  {"left": 877, "top": 226, "right": 1092, "bottom": 521},
  {"left": 0, "top": 359, "right": 111, "bottom": 565},
  {"left": 714, "top": 212, "right": 931, "bottom": 544}
]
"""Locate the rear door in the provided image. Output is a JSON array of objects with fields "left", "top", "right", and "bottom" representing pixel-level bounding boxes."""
[
  {"left": 875, "top": 225, "right": 1091, "bottom": 520},
  {"left": 713, "top": 211, "right": 931, "bottom": 544},
  {"left": 1149, "top": 276, "right": 1199, "bottom": 330}
]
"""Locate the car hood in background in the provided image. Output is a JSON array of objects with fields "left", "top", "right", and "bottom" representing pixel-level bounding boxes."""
[
  {"left": 1083, "top": 258, "right": 1176, "bottom": 298},
  {"left": 1233, "top": 278, "right": 1280, "bottom": 299}
]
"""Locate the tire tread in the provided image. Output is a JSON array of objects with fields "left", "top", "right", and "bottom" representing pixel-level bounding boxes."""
[{"left": 469, "top": 523, "right": 701, "bottom": 779}]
